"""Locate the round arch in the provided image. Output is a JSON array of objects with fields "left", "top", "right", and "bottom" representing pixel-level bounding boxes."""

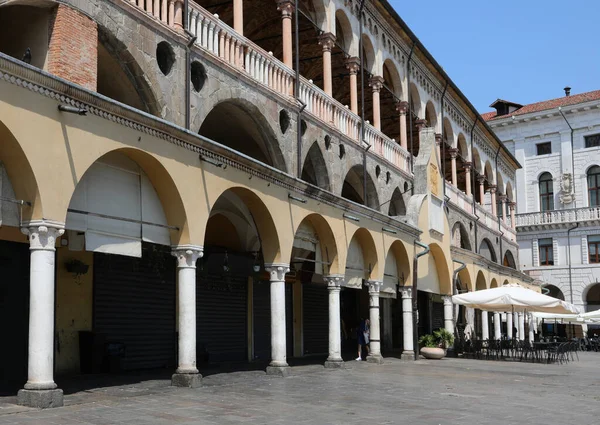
[
  {"left": 583, "top": 282, "right": 600, "bottom": 311},
  {"left": 502, "top": 279, "right": 509, "bottom": 286},
  {"left": 301, "top": 142, "right": 331, "bottom": 191},
  {"left": 429, "top": 243, "right": 452, "bottom": 295},
  {"left": 425, "top": 101, "right": 437, "bottom": 130},
  {"left": 451, "top": 221, "right": 471, "bottom": 251},
  {"left": 475, "top": 270, "right": 487, "bottom": 291},
  {"left": 335, "top": 8, "right": 357, "bottom": 55},
  {"left": 360, "top": 34, "right": 376, "bottom": 75},
  {"left": 457, "top": 267, "right": 473, "bottom": 293},
  {"left": 479, "top": 238, "right": 497, "bottom": 263},
  {"left": 543, "top": 284, "right": 565, "bottom": 301},
  {"left": 484, "top": 161, "right": 494, "bottom": 185},
  {"left": 387, "top": 187, "right": 406, "bottom": 216},
  {"left": 345, "top": 227, "right": 380, "bottom": 281},
  {"left": 472, "top": 147, "right": 482, "bottom": 174},
  {"left": 291, "top": 213, "right": 340, "bottom": 275},
  {"left": 409, "top": 83, "right": 422, "bottom": 117},
  {"left": 503, "top": 250, "right": 516, "bottom": 269},
  {"left": 384, "top": 239, "right": 411, "bottom": 285},
  {"left": 443, "top": 118, "right": 454, "bottom": 146},
  {"left": 490, "top": 278, "right": 499, "bottom": 288},
  {"left": 506, "top": 181, "right": 514, "bottom": 202},
  {"left": 199, "top": 99, "right": 287, "bottom": 172},
  {"left": 382, "top": 59, "right": 402, "bottom": 98},
  {"left": 341, "top": 165, "right": 380, "bottom": 210},
  {"left": 0, "top": 119, "right": 42, "bottom": 221},
  {"left": 496, "top": 172, "right": 505, "bottom": 196}
]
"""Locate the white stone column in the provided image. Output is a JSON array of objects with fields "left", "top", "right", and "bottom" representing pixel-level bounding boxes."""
[
  {"left": 518, "top": 312, "right": 525, "bottom": 341},
  {"left": 481, "top": 311, "right": 489, "bottom": 340},
  {"left": 442, "top": 296, "right": 454, "bottom": 335},
  {"left": 265, "top": 263, "right": 290, "bottom": 375},
  {"left": 514, "top": 312, "right": 519, "bottom": 340},
  {"left": 171, "top": 245, "right": 203, "bottom": 387},
  {"left": 366, "top": 281, "right": 383, "bottom": 363},
  {"left": 493, "top": 312, "right": 501, "bottom": 340},
  {"left": 506, "top": 312, "right": 513, "bottom": 340},
  {"left": 528, "top": 314, "right": 535, "bottom": 342},
  {"left": 400, "top": 287, "right": 414, "bottom": 360},
  {"left": 324, "top": 275, "right": 344, "bottom": 368},
  {"left": 466, "top": 307, "right": 475, "bottom": 339},
  {"left": 18, "top": 222, "right": 65, "bottom": 408}
]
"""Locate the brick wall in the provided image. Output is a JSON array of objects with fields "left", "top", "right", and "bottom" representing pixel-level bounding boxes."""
[{"left": 47, "top": 5, "right": 97, "bottom": 91}]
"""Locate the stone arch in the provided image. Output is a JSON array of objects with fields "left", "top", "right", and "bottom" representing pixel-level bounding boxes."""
[
  {"left": 384, "top": 239, "right": 411, "bottom": 286},
  {"left": 457, "top": 133, "right": 468, "bottom": 158},
  {"left": 382, "top": 59, "right": 402, "bottom": 98},
  {"left": 199, "top": 99, "right": 287, "bottom": 172},
  {"left": 301, "top": 141, "right": 331, "bottom": 191},
  {"left": 387, "top": 187, "right": 406, "bottom": 216},
  {"left": 503, "top": 250, "right": 516, "bottom": 269},
  {"left": 543, "top": 284, "right": 565, "bottom": 301},
  {"left": 475, "top": 270, "right": 487, "bottom": 290},
  {"left": 583, "top": 282, "right": 600, "bottom": 311},
  {"left": 204, "top": 187, "right": 282, "bottom": 264},
  {"left": 503, "top": 279, "right": 509, "bottom": 286},
  {"left": 299, "top": 0, "right": 328, "bottom": 30},
  {"left": 442, "top": 118, "right": 454, "bottom": 146},
  {"left": 97, "top": 24, "right": 161, "bottom": 116},
  {"left": 429, "top": 243, "right": 452, "bottom": 295},
  {"left": 409, "top": 83, "right": 422, "bottom": 117},
  {"left": 291, "top": 213, "right": 340, "bottom": 275},
  {"left": 335, "top": 8, "right": 357, "bottom": 55},
  {"left": 490, "top": 278, "right": 499, "bottom": 288},
  {"left": 425, "top": 100, "right": 437, "bottom": 130},
  {"left": 484, "top": 160, "right": 494, "bottom": 185},
  {"left": 451, "top": 221, "right": 471, "bottom": 251},
  {"left": 360, "top": 33, "right": 376, "bottom": 75},
  {"left": 65, "top": 148, "right": 190, "bottom": 246},
  {"left": 506, "top": 181, "right": 514, "bottom": 202},
  {"left": 341, "top": 165, "right": 380, "bottom": 210},
  {"left": 479, "top": 238, "right": 497, "bottom": 263},
  {"left": 457, "top": 267, "right": 473, "bottom": 292},
  {"left": 0, "top": 119, "right": 43, "bottom": 221},
  {"left": 345, "top": 227, "right": 380, "bottom": 281},
  {"left": 472, "top": 147, "right": 482, "bottom": 174},
  {"left": 496, "top": 172, "right": 505, "bottom": 196}
]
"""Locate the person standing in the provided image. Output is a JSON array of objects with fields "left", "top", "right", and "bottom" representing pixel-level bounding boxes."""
[{"left": 356, "top": 318, "right": 370, "bottom": 361}]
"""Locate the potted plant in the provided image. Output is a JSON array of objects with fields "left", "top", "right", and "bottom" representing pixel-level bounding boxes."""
[{"left": 419, "top": 328, "right": 455, "bottom": 359}]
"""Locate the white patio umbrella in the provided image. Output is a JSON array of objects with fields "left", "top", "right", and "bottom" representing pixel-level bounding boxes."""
[
  {"left": 452, "top": 283, "right": 579, "bottom": 314},
  {"left": 532, "top": 312, "right": 600, "bottom": 324},
  {"left": 580, "top": 309, "right": 600, "bottom": 320}
]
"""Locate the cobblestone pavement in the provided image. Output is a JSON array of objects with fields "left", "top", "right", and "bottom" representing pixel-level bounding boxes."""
[{"left": 1, "top": 353, "right": 598, "bottom": 425}]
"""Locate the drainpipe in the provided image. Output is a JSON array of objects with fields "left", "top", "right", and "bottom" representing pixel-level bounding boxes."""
[
  {"left": 440, "top": 81, "right": 448, "bottom": 201},
  {"left": 558, "top": 107, "right": 576, "bottom": 208},
  {"left": 470, "top": 117, "right": 480, "bottom": 253},
  {"left": 183, "top": 0, "right": 194, "bottom": 130},
  {"left": 294, "top": 0, "right": 306, "bottom": 178},
  {"left": 452, "top": 259, "right": 466, "bottom": 350},
  {"left": 494, "top": 144, "right": 502, "bottom": 264},
  {"left": 567, "top": 223, "right": 579, "bottom": 304},
  {"left": 358, "top": 0, "right": 371, "bottom": 206},
  {"left": 406, "top": 41, "right": 416, "bottom": 177},
  {"left": 412, "top": 240, "right": 430, "bottom": 360}
]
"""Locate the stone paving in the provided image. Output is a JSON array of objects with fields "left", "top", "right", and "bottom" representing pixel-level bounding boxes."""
[{"left": 1, "top": 353, "right": 598, "bottom": 425}]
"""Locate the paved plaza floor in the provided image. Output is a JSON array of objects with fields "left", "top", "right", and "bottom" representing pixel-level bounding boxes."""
[{"left": 1, "top": 352, "right": 598, "bottom": 425}]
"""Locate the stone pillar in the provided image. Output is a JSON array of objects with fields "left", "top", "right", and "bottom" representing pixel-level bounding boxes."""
[
  {"left": 396, "top": 101, "right": 409, "bottom": 150},
  {"left": 171, "top": 246, "right": 203, "bottom": 388},
  {"left": 489, "top": 185, "right": 497, "bottom": 216},
  {"left": 481, "top": 311, "right": 489, "bottom": 340},
  {"left": 265, "top": 264, "right": 290, "bottom": 376},
  {"left": 415, "top": 118, "right": 427, "bottom": 132},
  {"left": 366, "top": 281, "right": 383, "bottom": 363},
  {"left": 477, "top": 175, "right": 485, "bottom": 206},
  {"left": 18, "top": 222, "right": 65, "bottom": 408},
  {"left": 449, "top": 148, "right": 458, "bottom": 186},
  {"left": 499, "top": 195, "right": 508, "bottom": 222},
  {"left": 277, "top": 0, "right": 294, "bottom": 69},
  {"left": 506, "top": 312, "right": 513, "bottom": 340},
  {"left": 174, "top": 0, "right": 184, "bottom": 30},
  {"left": 324, "top": 275, "right": 344, "bottom": 368},
  {"left": 513, "top": 312, "right": 519, "bottom": 339},
  {"left": 435, "top": 133, "right": 442, "bottom": 162},
  {"left": 528, "top": 314, "right": 535, "bottom": 342},
  {"left": 442, "top": 296, "right": 454, "bottom": 335},
  {"left": 493, "top": 312, "right": 501, "bottom": 340},
  {"left": 466, "top": 307, "right": 475, "bottom": 339},
  {"left": 233, "top": 0, "right": 243, "bottom": 35},
  {"left": 345, "top": 57, "right": 359, "bottom": 114},
  {"left": 369, "top": 76, "right": 384, "bottom": 130},
  {"left": 319, "top": 33, "right": 335, "bottom": 97},
  {"left": 464, "top": 163, "right": 472, "bottom": 196},
  {"left": 400, "top": 287, "right": 414, "bottom": 360},
  {"left": 518, "top": 312, "right": 525, "bottom": 341},
  {"left": 509, "top": 202, "right": 516, "bottom": 229}
]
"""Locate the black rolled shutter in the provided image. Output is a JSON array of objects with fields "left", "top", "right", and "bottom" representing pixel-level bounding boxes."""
[
  {"left": 432, "top": 301, "right": 444, "bottom": 331},
  {"left": 253, "top": 280, "right": 270, "bottom": 361},
  {"left": 302, "top": 283, "right": 328, "bottom": 355}
]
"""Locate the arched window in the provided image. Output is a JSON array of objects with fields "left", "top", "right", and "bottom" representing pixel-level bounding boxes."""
[
  {"left": 539, "top": 172, "right": 554, "bottom": 212},
  {"left": 587, "top": 166, "right": 600, "bottom": 207}
]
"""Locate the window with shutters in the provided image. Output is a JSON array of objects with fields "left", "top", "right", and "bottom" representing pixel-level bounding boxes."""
[
  {"left": 538, "top": 238, "right": 554, "bottom": 266},
  {"left": 589, "top": 235, "right": 600, "bottom": 264}
]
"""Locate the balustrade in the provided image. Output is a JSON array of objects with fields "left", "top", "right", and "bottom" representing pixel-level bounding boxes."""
[{"left": 516, "top": 207, "right": 600, "bottom": 227}]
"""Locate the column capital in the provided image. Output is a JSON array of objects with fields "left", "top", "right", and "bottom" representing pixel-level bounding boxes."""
[
  {"left": 463, "top": 161, "right": 472, "bottom": 171},
  {"left": 345, "top": 56, "right": 360, "bottom": 74},
  {"left": 415, "top": 118, "right": 427, "bottom": 132},
  {"left": 21, "top": 221, "right": 65, "bottom": 251},
  {"left": 498, "top": 194, "right": 508, "bottom": 202},
  {"left": 318, "top": 32, "right": 336, "bottom": 52},
  {"left": 172, "top": 245, "right": 204, "bottom": 268},
  {"left": 442, "top": 295, "right": 453, "bottom": 306},
  {"left": 435, "top": 133, "right": 443, "bottom": 146},
  {"left": 369, "top": 75, "right": 384, "bottom": 92},
  {"left": 400, "top": 286, "right": 412, "bottom": 299},
  {"left": 449, "top": 147, "right": 458, "bottom": 159},
  {"left": 324, "top": 274, "right": 344, "bottom": 289},
  {"left": 366, "top": 280, "right": 382, "bottom": 293},
  {"left": 396, "top": 100, "right": 409, "bottom": 115},
  {"left": 509, "top": 201, "right": 516, "bottom": 210},
  {"left": 489, "top": 184, "right": 497, "bottom": 194},
  {"left": 276, "top": 0, "right": 294, "bottom": 17},
  {"left": 265, "top": 263, "right": 290, "bottom": 281},
  {"left": 477, "top": 174, "right": 486, "bottom": 184}
]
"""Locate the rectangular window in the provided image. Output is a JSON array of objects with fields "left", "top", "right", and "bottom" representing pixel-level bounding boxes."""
[
  {"left": 589, "top": 236, "right": 600, "bottom": 263},
  {"left": 536, "top": 142, "right": 552, "bottom": 155},
  {"left": 585, "top": 134, "right": 600, "bottom": 148},
  {"left": 538, "top": 238, "right": 554, "bottom": 266}
]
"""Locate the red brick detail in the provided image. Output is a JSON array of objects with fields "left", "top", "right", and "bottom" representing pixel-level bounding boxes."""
[{"left": 47, "top": 5, "right": 98, "bottom": 91}]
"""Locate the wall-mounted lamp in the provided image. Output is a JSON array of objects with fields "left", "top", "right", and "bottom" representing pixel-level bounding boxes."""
[{"left": 58, "top": 104, "right": 87, "bottom": 115}]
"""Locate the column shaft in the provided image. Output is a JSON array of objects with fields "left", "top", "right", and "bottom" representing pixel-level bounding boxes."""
[
  {"left": 370, "top": 77, "right": 383, "bottom": 130},
  {"left": 478, "top": 176, "right": 485, "bottom": 206},
  {"left": 506, "top": 312, "right": 513, "bottom": 339},
  {"left": 319, "top": 33, "right": 335, "bottom": 97},
  {"left": 266, "top": 264, "right": 290, "bottom": 374},
  {"left": 324, "top": 276, "right": 343, "bottom": 367},
  {"left": 490, "top": 186, "right": 497, "bottom": 216},
  {"left": 346, "top": 57, "right": 359, "bottom": 114},
  {"left": 464, "top": 164, "right": 472, "bottom": 196},
  {"left": 277, "top": 1, "right": 294, "bottom": 69},
  {"left": 449, "top": 149, "right": 458, "bottom": 186},
  {"left": 518, "top": 313, "right": 525, "bottom": 341},
  {"left": 481, "top": 311, "right": 489, "bottom": 340},
  {"left": 367, "top": 281, "right": 382, "bottom": 363},
  {"left": 233, "top": 0, "right": 243, "bottom": 35},
  {"left": 443, "top": 296, "right": 454, "bottom": 335},
  {"left": 401, "top": 288, "right": 413, "bottom": 359},
  {"left": 493, "top": 312, "right": 501, "bottom": 340}
]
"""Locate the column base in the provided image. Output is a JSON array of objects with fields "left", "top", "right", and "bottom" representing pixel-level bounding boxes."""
[
  {"left": 400, "top": 351, "right": 415, "bottom": 361},
  {"left": 17, "top": 389, "right": 63, "bottom": 409},
  {"left": 366, "top": 354, "right": 383, "bottom": 364},
  {"left": 324, "top": 359, "right": 345, "bottom": 369},
  {"left": 266, "top": 365, "right": 291, "bottom": 377},
  {"left": 171, "top": 372, "right": 202, "bottom": 388}
]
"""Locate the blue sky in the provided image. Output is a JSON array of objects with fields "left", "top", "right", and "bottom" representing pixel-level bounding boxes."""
[{"left": 388, "top": 0, "right": 600, "bottom": 113}]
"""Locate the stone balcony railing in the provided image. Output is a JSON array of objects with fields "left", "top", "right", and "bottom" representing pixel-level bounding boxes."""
[
  {"left": 445, "top": 182, "right": 516, "bottom": 241},
  {"left": 516, "top": 206, "right": 600, "bottom": 228},
  {"left": 183, "top": 2, "right": 412, "bottom": 174}
]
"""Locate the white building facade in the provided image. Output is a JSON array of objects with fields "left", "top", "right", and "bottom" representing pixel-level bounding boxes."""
[{"left": 484, "top": 90, "right": 600, "bottom": 314}]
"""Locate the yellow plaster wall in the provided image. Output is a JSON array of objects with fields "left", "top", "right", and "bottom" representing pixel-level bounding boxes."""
[{"left": 55, "top": 247, "right": 93, "bottom": 376}]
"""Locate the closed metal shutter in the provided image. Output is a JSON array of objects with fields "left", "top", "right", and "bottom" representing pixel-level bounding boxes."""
[
  {"left": 432, "top": 301, "right": 444, "bottom": 331},
  {"left": 302, "top": 283, "right": 328, "bottom": 355},
  {"left": 0, "top": 240, "right": 30, "bottom": 392},
  {"left": 93, "top": 243, "right": 176, "bottom": 370},
  {"left": 197, "top": 267, "right": 247, "bottom": 363}
]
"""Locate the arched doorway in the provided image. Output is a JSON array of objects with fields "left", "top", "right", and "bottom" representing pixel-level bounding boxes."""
[
  {"left": 585, "top": 283, "right": 600, "bottom": 312},
  {"left": 543, "top": 284, "right": 565, "bottom": 301}
]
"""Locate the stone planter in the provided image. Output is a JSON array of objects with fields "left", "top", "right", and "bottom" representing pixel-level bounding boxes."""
[{"left": 420, "top": 347, "right": 446, "bottom": 359}]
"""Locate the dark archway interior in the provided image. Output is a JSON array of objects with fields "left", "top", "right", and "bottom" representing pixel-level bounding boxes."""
[
  {"left": 503, "top": 251, "right": 516, "bottom": 269},
  {"left": 388, "top": 187, "right": 406, "bottom": 217},
  {"left": 301, "top": 142, "right": 330, "bottom": 191},
  {"left": 544, "top": 284, "right": 565, "bottom": 301},
  {"left": 479, "top": 239, "right": 497, "bottom": 263},
  {"left": 341, "top": 165, "right": 379, "bottom": 210}
]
